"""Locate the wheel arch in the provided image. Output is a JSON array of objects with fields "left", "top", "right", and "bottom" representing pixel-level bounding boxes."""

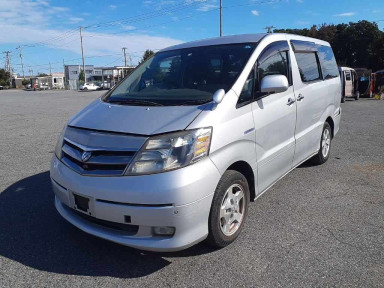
[
  {"left": 326, "top": 116, "right": 334, "bottom": 138},
  {"left": 227, "top": 161, "right": 256, "bottom": 202}
]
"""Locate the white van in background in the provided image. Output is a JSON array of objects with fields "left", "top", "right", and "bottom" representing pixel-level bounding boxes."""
[
  {"left": 51, "top": 33, "right": 341, "bottom": 251},
  {"left": 339, "top": 67, "right": 360, "bottom": 102}
]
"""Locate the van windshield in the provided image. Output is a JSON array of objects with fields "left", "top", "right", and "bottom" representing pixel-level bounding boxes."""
[{"left": 104, "top": 43, "right": 256, "bottom": 106}]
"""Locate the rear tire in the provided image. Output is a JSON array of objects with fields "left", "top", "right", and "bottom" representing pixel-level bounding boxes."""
[
  {"left": 206, "top": 170, "right": 250, "bottom": 248},
  {"left": 341, "top": 87, "right": 346, "bottom": 103},
  {"left": 311, "top": 122, "right": 332, "bottom": 165}
]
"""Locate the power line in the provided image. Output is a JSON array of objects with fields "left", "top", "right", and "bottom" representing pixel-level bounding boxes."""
[
  {"left": 84, "top": 0, "right": 210, "bottom": 30},
  {"left": 10, "top": 0, "right": 281, "bottom": 75}
]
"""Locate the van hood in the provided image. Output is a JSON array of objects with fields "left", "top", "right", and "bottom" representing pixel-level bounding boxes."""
[{"left": 68, "top": 98, "right": 206, "bottom": 135}]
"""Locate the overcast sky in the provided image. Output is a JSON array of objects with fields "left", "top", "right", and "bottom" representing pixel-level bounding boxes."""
[{"left": 0, "top": 0, "right": 383, "bottom": 75}]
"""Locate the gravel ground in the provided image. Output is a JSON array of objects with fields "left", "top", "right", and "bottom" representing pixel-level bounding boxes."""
[{"left": 0, "top": 89, "right": 383, "bottom": 288}]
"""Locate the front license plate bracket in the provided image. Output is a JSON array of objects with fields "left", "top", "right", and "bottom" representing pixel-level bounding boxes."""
[{"left": 73, "top": 194, "right": 90, "bottom": 213}]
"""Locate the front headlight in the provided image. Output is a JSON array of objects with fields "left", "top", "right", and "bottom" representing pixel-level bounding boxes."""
[
  {"left": 54, "top": 125, "right": 67, "bottom": 159},
  {"left": 125, "top": 127, "right": 212, "bottom": 175}
]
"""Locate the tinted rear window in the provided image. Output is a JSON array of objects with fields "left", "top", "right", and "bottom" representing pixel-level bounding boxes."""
[
  {"left": 317, "top": 45, "right": 339, "bottom": 79},
  {"left": 345, "top": 71, "right": 351, "bottom": 81},
  {"left": 295, "top": 52, "right": 321, "bottom": 82}
]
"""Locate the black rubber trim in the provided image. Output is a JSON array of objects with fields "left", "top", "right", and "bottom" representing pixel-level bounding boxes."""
[{"left": 96, "top": 199, "right": 173, "bottom": 208}]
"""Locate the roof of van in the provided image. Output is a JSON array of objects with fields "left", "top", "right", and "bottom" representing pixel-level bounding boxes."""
[
  {"left": 160, "top": 34, "right": 267, "bottom": 52},
  {"left": 340, "top": 67, "right": 355, "bottom": 71},
  {"left": 160, "top": 33, "right": 331, "bottom": 52}
]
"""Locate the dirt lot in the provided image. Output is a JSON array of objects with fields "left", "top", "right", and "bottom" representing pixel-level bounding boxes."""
[{"left": 1, "top": 89, "right": 383, "bottom": 287}]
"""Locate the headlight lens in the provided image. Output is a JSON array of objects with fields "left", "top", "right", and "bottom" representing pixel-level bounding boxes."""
[
  {"left": 125, "top": 127, "right": 212, "bottom": 175},
  {"left": 54, "top": 125, "right": 67, "bottom": 159}
]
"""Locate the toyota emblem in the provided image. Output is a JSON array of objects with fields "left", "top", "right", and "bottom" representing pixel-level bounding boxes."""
[{"left": 81, "top": 151, "right": 92, "bottom": 162}]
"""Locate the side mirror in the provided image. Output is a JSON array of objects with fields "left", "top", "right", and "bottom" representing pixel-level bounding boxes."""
[
  {"left": 260, "top": 75, "right": 289, "bottom": 94},
  {"left": 212, "top": 89, "right": 225, "bottom": 104}
]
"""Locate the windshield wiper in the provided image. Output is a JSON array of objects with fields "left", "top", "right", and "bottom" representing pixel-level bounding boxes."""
[
  {"left": 108, "top": 99, "right": 164, "bottom": 106},
  {"left": 179, "top": 99, "right": 212, "bottom": 106}
]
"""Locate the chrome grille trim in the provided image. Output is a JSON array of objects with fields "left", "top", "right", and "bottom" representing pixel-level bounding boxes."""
[{"left": 60, "top": 139, "right": 137, "bottom": 177}]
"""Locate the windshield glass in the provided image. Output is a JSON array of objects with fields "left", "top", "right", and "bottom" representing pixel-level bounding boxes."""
[{"left": 104, "top": 43, "right": 256, "bottom": 106}]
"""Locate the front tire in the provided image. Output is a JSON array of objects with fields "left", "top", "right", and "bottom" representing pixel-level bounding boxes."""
[
  {"left": 206, "top": 170, "right": 250, "bottom": 248},
  {"left": 355, "top": 91, "right": 360, "bottom": 100},
  {"left": 311, "top": 122, "right": 332, "bottom": 165}
]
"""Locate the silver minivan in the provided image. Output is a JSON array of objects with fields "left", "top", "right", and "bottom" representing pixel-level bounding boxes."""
[{"left": 51, "top": 33, "right": 341, "bottom": 251}]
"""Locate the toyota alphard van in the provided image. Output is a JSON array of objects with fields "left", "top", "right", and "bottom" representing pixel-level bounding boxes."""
[{"left": 51, "top": 33, "right": 341, "bottom": 251}]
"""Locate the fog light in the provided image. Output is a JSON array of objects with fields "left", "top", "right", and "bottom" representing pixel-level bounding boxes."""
[{"left": 153, "top": 226, "right": 175, "bottom": 236}]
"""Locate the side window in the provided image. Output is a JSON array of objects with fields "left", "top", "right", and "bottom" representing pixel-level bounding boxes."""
[
  {"left": 295, "top": 52, "right": 321, "bottom": 82},
  {"left": 345, "top": 71, "right": 351, "bottom": 81},
  {"left": 237, "top": 69, "right": 255, "bottom": 107},
  {"left": 255, "top": 49, "right": 289, "bottom": 99},
  {"left": 258, "top": 51, "right": 289, "bottom": 81},
  {"left": 317, "top": 45, "right": 339, "bottom": 80}
]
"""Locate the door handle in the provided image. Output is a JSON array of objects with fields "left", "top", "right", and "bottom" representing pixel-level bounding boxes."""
[
  {"left": 287, "top": 97, "right": 296, "bottom": 106},
  {"left": 297, "top": 94, "right": 305, "bottom": 101}
]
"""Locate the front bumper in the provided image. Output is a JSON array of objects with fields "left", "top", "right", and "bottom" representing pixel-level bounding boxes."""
[{"left": 50, "top": 156, "right": 221, "bottom": 252}]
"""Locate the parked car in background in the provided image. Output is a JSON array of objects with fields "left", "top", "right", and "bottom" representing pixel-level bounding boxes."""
[
  {"left": 51, "top": 33, "right": 341, "bottom": 252},
  {"left": 354, "top": 68, "right": 372, "bottom": 97},
  {"left": 0, "top": 85, "right": 3, "bottom": 90},
  {"left": 339, "top": 67, "right": 359, "bottom": 102},
  {"left": 79, "top": 83, "right": 101, "bottom": 91},
  {"left": 39, "top": 83, "right": 49, "bottom": 90},
  {"left": 370, "top": 70, "right": 384, "bottom": 97}
]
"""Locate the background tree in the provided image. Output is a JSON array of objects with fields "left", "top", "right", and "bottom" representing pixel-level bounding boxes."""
[
  {"left": 139, "top": 49, "right": 155, "bottom": 64},
  {"left": 79, "top": 69, "right": 85, "bottom": 82},
  {"left": 0, "top": 69, "right": 11, "bottom": 87},
  {"left": 37, "top": 73, "right": 48, "bottom": 77},
  {"left": 274, "top": 20, "right": 384, "bottom": 71}
]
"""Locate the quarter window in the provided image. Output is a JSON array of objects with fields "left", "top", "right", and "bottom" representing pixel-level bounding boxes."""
[{"left": 295, "top": 52, "right": 321, "bottom": 82}]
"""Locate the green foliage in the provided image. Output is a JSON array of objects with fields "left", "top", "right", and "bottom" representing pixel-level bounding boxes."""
[
  {"left": 0, "top": 69, "right": 10, "bottom": 83},
  {"left": 274, "top": 20, "right": 384, "bottom": 71},
  {"left": 139, "top": 49, "right": 155, "bottom": 64},
  {"left": 37, "top": 73, "right": 48, "bottom": 77},
  {"left": 0, "top": 79, "right": 8, "bottom": 86},
  {"left": 79, "top": 69, "right": 85, "bottom": 82},
  {"left": 22, "top": 79, "right": 30, "bottom": 86}
]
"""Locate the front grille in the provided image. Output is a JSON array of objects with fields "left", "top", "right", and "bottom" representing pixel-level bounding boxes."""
[
  {"left": 61, "top": 139, "right": 136, "bottom": 176},
  {"left": 64, "top": 205, "right": 139, "bottom": 235}
]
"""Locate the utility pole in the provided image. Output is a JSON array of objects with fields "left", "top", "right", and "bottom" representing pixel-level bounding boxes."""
[
  {"left": 122, "top": 47, "right": 127, "bottom": 67},
  {"left": 49, "top": 62, "right": 52, "bottom": 75},
  {"left": 264, "top": 26, "right": 276, "bottom": 34},
  {"left": 121, "top": 47, "right": 128, "bottom": 79},
  {"left": 220, "top": 0, "right": 223, "bottom": 37},
  {"left": 3, "top": 51, "right": 11, "bottom": 73},
  {"left": 79, "top": 26, "right": 85, "bottom": 81},
  {"left": 3, "top": 51, "right": 12, "bottom": 86},
  {"left": 17, "top": 46, "right": 25, "bottom": 79}
]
